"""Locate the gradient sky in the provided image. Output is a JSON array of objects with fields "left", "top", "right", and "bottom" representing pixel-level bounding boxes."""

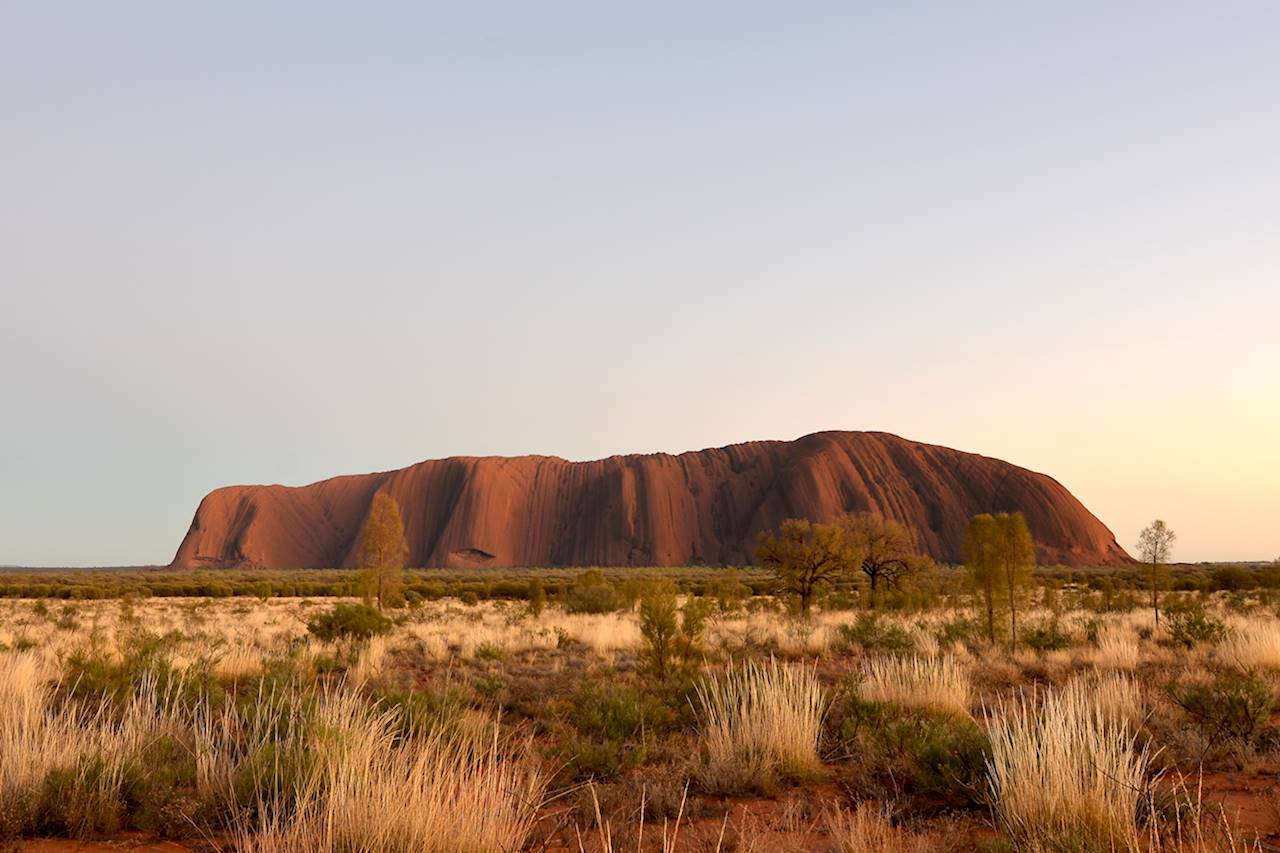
[{"left": 2, "top": 3, "right": 1277, "bottom": 566}]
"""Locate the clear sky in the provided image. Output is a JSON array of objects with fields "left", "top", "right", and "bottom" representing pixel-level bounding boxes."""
[{"left": 2, "top": 3, "right": 1277, "bottom": 566}]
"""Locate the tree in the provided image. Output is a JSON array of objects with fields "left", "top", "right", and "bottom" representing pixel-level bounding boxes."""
[
  {"left": 964, "top": 512, "right": 1035, "bottom": 647},
  {"left": 965, "top": 514, "right": 1002, "bottom": 643},
  {"left": 755, "top": 518, "right": 860, "bottom": 616},
  {"left": 995, "top": 512, "right": 1035, "bottom": 648},
  {"left": 839, "top": 512, "right": 930, "bottom": 608},
  {"left": 1137, "top": 519, "right": 1175, "bottom": 626},
  {"left": 357, "top": 493, "right": 408, "bottom": 611}
]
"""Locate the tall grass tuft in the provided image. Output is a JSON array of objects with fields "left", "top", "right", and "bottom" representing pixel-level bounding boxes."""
[
  {"left": 693, "top": 657, "right": 826, "bottom": 793},
  {"left": 857, "top": 654, "right": 970, "bottom": 717},
  {"left": 824, "top": 803, "right": 932, "bottom": 853},
  {"left": 213, "top": 687, "right": 545, "bottom": 852},
  {"left": 985, "top": 680, "right": 1149, "bottom": 850},
  {"left": 1221, "top": 619, "right": 1280, "bottom": 671}
]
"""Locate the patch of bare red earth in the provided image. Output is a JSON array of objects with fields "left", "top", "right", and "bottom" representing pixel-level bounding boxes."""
[{"left": 1196, "top": 769, "right": 1280, "bottom": 847}]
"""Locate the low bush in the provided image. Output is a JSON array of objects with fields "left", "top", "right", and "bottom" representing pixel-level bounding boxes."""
[
  {"left": 1171, "top": 669, "right": 1278, "bottom": 749},
  {"left": 1021, "top": 619, "right": 1072, "bottom": 652},
  {"left": 305, "top": 604, "right": 392, "bottom": 643},
  {"left": 564, "top": 570, "right": 622, "bottom": 614},
  {"left": 837, "top": 613, "right": 915, "bottom": 656},
  {"left": 828, "top": 694, "right": 988, "bottom": 806},
  {"left": 555, "top": 681, "right": 679, "bottom": 780},
  {"left": 1164, "top": 601, "right": 1227, "bottom": 649}
]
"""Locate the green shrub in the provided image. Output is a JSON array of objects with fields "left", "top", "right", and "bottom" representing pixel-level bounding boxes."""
[
  {"left": 305, "top": 603, "right": 392, "bottom": 643},
  {"left": 934, "top": 616, "right": 981, "bottom": 647},
  {"left": 638, "top": 582, "right": 710, "bottom": 677},
  {"left": 557, "top": 681, "right": 678, "bottom": 780},
  {"left": 828, "top": 693, "right": 989, "bottom": 806},
  {"left": 526, "top": 579, "right": 546, "bottom": 616},
  {"left": 1164, "top": 601, "right": 1227, "bottom": 648},
  {"left": 837, "top": 613, "right": 915, "bottom": 656},
  {"left": 564, "top": 573, "right": 621, "bottom": 614},
  {"left": 1021, "top": 619, "right": 1071, "bottom": 652},
  {"left": 1172, "top": 669, "right": 1278, "bottom": 749}
]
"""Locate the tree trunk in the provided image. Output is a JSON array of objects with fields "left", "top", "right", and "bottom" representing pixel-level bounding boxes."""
[
  {"left": 1151, "top": 562, "right": 1159, "bottom": 627},
  {"left": 985, "top": 581, "right": 996, "bottom": 644},
  {"left": 1006, "top": 566, "right": 1018, "bottom": 651}
]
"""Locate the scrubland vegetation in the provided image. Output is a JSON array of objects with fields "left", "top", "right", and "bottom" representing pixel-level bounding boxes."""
[
  {"left": 2, "top": 503, "right": 1278, "bottom": 850},
  {"left": 4, "top": 571, "right": 1280, "bottom": 850}
]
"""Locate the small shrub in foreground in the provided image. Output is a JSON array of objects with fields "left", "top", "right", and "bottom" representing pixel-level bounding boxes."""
[{"left": 829, "top": 695, "right": 989, "bottom": 807}]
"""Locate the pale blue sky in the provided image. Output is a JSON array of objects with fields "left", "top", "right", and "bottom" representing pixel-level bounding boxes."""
[{"left": 2, "top": 3, "right": 1277, "bottom": 565}]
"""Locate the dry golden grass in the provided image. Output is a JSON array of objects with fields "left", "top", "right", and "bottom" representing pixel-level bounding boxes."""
[
  {"left": 1091, "top": 622, "right": 1142, "bottom": 671},
  {"left": 1220, "top": 618, "right": 1280, "bottom": 671},
  {"left": 226, "top": 698, "right": 544, "bottom": 852},
  {"left": 824, "top": 803, "right": 934, "bottom": 853},
  {"left": 693, "top": 657, "right": 827, "bottom": 793},
  {"left": 2, "top": 591, "right": 1279, "bottom": 849},
  {"left": 857, "top": 654, "right": 971, "bottom": 717},
  {"left": 986, "top": 679, "right": 1150, "bottom": 849}
]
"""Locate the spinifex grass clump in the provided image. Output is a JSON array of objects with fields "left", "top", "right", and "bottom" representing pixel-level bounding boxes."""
[
  {"left": 0, "top": 646, "right": 545, "bottom": 851},
  {"left": 693, "top": 657, "right": 826, "bottom": 793},
  {"left": 857, "top": 654, "right": 971, "bottom": 717},
  {"left": 228, "top": 691, "right": 545, "bottom": 853},
  {"left": 985, "top": 680, "right": 1150, "bottom": 850}
]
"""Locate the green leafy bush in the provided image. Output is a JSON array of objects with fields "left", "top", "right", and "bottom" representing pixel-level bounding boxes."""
[
  {"left": 1164, "top": 601, "right": 1227, "bottom": 648},
  {"left": 638, "top": 583, "right": 711, "bottom": 677},
  {"left": 837, "top": 613, "right": 915, "bottom": 656},
  {"left": 1021, "top": 619, "right": 1071, "bottom": 652},
  {"left": 828, "top": 693, "right": 989, "bottom": 806},
  {"left": 305, "top": 603, "right": 392, "bottom": 642},
  {"left": 557, "top": 681, "right": 678, "bottom": 779},
  {"left": 1173, "top": 669, "right": 1277, "bottom": 747},
  {"left": 564, "top": 570, "right": 622, "bottom": 614}
]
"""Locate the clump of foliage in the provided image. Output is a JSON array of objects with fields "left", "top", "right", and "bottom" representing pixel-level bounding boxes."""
[
  {"left": 1163, "top": 600, "right": 1227, "bottom": 648},
  {"left": 525, "top": 579, "right": 546, "bottom": 616},
  {"left": 934, "top": 615, "right": 981, "bottom": 648},
  {"left": 638, "top": 581, "right": 711, "bottom": 677},
  {"left": 556, "top": 681, "right": 679, "bottom": 780},
  {"left": 1021, "top": 618, "right": 1072, "bottom": 652},
  {"left": 1171, "top": 669, "right": 1279, "bottom": 751},
  {"left": 828, "top": 693, "right": 989, "bottom": 807},
  {"left": 564, "top": 570, "right": 622, "bottom": 614},
  {"left": 305, "top": 603, "right": 393, "bottom": 642},
  {"left": 837, "top": 612, "right": 915, "bottom": 656}
]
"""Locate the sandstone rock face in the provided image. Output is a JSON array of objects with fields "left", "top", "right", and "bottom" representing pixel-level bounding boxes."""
[{"left": 170, "top": 431, "right": 1131, "bottom": 569}]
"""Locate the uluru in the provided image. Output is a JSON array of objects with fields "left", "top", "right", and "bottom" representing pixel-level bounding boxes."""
[{"left": 170, "top": 431, "right": 1130, "bottom": 569}]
